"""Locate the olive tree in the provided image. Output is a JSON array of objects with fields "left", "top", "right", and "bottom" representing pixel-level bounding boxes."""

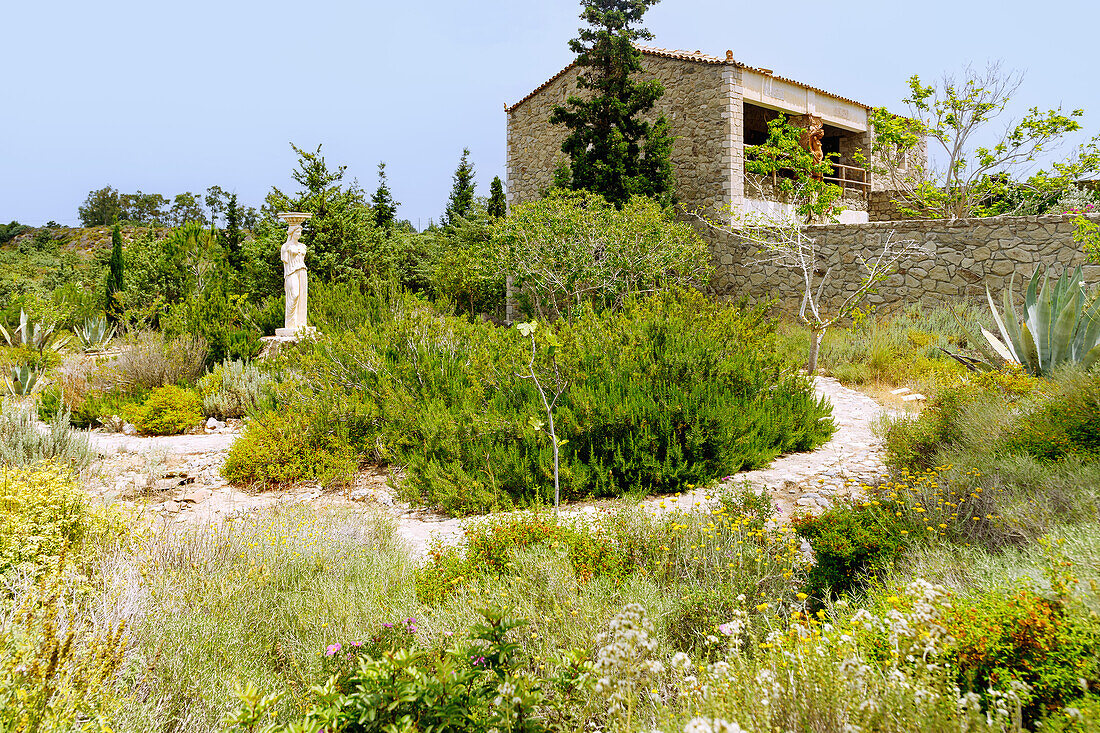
[
  {"left": 871, "top": 62, "right": 1095, "bottom": 220},
  {"left": 493, "top": 190, "right": 710, "bottom": 321}
]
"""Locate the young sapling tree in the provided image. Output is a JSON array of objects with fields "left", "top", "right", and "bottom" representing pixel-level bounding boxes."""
[{"left": 514, "top": 320, "right": 569, "bottom": 511}]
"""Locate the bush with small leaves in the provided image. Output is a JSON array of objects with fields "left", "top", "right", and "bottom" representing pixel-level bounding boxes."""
[
  {"left": 135, "top": 386, "right": 202, "bottom": 435},
  {"left": 0, "top": 399, "right": 93, "bottom": 470},
  {"left": 199, "top": 360, "right": 272, "bottom": 419}
]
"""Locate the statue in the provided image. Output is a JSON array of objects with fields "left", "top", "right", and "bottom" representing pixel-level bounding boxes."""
[
  {"left": 799, "top": 116, "right": 825, "bottom": 181},
  {"left": 275, "top": 212, "right": 315, "bottom": 337}
]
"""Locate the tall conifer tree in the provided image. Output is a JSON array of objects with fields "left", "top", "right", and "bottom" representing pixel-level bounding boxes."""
[
  {"left": 104, "top": 224, "right": 125, "bottom": 322},
  {"left": 443, "top": 148, "right": 476, "bottom": 227},
  {"left": 371, "top": 161, "right": 399, "bottom": 232},
  {"left": 487, "top": 176, "right": 507, "bottom": 218},
  {"left": 550, "top": 0, "right": 675, "bottom": 207},
  {"left": 224, "top": 193, "right": 243, "bottom": 270}
]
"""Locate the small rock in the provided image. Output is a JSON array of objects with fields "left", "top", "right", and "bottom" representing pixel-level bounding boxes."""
[
  {"left": 180, "top": 488, "right": 213, "bottom": 504},
  {"left": 122, "top": 422, "right": 137, "bottom": 435},
  {"left": 162, "top": 501, "right": 181, "bottom": 513},
  {"left": 796, "top": 497, "right": 816, "bottom": 507},
  {"left": 206, "top": 417, "right": 227, "bottom": 431}
]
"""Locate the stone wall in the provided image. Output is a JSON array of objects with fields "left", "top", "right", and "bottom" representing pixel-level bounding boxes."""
[
  {"left": 709, "top": 213, "right": 1100, "bottom": 312},
  {"left": 868, "top": 191, "right": 909, "bottom": 222},
  {"left": 506, "top": 55, "right": 735, "bottom": 216}
]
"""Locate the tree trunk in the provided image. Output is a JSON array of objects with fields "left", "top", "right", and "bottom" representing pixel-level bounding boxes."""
[{"left": 807, "top": 329, "right": 824, "bottom": 374}]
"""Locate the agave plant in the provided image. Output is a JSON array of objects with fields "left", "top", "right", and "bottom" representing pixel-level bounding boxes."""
[
  {"left": 5, "top": 366, "right": 39, "bottom": 396},
  {"left": 979, "top": 266, "right": 1100, "bottom": 376},
  {"left": 75, "top": 315, "right": 116, "bottom": 353},
  {"left": 0, "top": 309, "right": 71, "bottom": 352}
]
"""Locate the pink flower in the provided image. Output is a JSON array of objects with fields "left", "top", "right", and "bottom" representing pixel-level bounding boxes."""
[
  {"left": 718, "top": 623, "right": 736, "bottom": 636},
  {"left": 325, "top": 643, "right": 342, "bottom": 656}
]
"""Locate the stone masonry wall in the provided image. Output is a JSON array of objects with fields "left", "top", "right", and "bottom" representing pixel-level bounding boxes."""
[
  {"left": 709, "top": 213, "right": 1100, "bottom": 312},
  {"left": 506, "top": 55, "right": 735, "bottom": 216}
]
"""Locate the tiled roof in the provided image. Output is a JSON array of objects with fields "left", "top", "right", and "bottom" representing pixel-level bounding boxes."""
[{"left": 506, "top": 45, "right": 872, "bottom": 112}]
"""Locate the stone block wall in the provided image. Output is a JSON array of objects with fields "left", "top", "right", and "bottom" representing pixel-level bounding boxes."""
[
  {"left": 708, "top": 213, "right": 1100, "bottom": 313},
  {"left": 506, "top": 55, "right": 734, "bottom": 217},
  {"left": 868, "top": 191, "right": 909, "bottom": 222}
]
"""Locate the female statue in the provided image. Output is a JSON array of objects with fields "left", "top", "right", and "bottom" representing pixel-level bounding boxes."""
[{"left": 277, "top": 213, "right": 312, "bottom": 335}]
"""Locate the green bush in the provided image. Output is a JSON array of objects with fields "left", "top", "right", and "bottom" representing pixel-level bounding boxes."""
[
  {"left": 223, "top": 609, "right": 549, "bottom": 733},
  {"left": 945, "top": 583, "right": 1099, "bottom": 725},
  {"left": 1002, "top": 370, "right": 1100, "bottom": 463},
  {"left": 0, "top": 462, "right": 125, "bottom": 574},
  {"left": 134, "top": 386, "right": 202, "bottom": 435},
  {"left": 227, "top": 286, "right": 834, "bottom": 514},
  {"left": 415, "top": 513, "right": 632, "bottom": 605},
  {"left": 792, "top": 502, "right": 907, "bottom": 603},
  {"left": 221, "top": 408, "right": 358, "bottom": 487},
  {"left": 1, "top": 400, "right": 93, "bottom": 470},
  {"left": 199, "top": 360, "right": 271, "bottom": 419}
]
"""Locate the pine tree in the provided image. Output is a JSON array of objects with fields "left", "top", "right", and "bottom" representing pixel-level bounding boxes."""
[
  {"left": 224, "top": 193, "right": 243, "bottom": 270},
  {"left": 371, "top": 161, "right": 399, "bottom": 232},
  {"left": 487, "top": 176, "right": 507, "bottom": 218},
  {"left": 443, "top": 148, "right": 476, "bottom": 227},
  {"left": 549, "top": 0, "right": 675, "bottom": 208},
  {"left": 104, "top": 224, "right": 125, "bottom": 322}
]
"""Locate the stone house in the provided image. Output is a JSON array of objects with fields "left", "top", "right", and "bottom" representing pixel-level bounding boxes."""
[{"left": 506, "top": 45, "right": 916, "bottom": 224}]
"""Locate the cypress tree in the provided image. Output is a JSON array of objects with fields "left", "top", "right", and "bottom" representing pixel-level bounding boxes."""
[
  {"left": 224, "top": 193, "right": 243, "bottom": 270},
  {"left": 371, "top": 161, "right": 399, "bottom": 232},
  {"left": 442, "top": 148, "right": 476, "bottom": 227},
  {"left": 487, "top": 176, "right": 507, "bottom": 218},
  {"left": 104, "top": 224, "right": 125, "bottom": 322},
  {"left": 549, "top": 0, "right": 675, "bottom": 207}
]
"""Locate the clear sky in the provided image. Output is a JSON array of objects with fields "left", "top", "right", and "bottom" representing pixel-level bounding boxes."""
[{"left": 2, "top": 0, "right": 1097, "bottom": 228}]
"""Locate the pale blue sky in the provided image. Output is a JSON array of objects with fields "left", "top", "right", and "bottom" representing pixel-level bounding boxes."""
[{"left": 2, "top": 0, "right": 1097, "bottom": 228}]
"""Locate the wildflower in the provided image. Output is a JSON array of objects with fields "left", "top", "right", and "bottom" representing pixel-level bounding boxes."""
[
  {"left": 671, "top": 651, "right": 693, "bottom": 671},
  {"left": 325, "top": 643, "right": 342, "bottom": 656},
  {"left": 683, "top": 717, "right": 746, "bottom": 733}
]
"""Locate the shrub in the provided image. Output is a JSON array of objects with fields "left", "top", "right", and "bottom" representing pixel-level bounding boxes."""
[
  {"left": 134, "top": 386, "right": 202, "bottom": 435},
  {"left": 223, "top": 609, "right": 549, "bottom": 733},
  {"left": 105, "top": 331, "right": 208, "bottom": 390},
  {"left": 0, "top": 551, "right": 128, "bottom": 730},
  {"left": 221, "top": 408, "right": 358, "bottom": 487},
  {"left": 165, "top": 288, "right": 264, "bottom": 365},
  {"left": 0, "top": 400, "right": 93, "bottom": 470},
  {"left": 946, "top": 583, "right": 1099, "bottom": 725},
  {"left": 227, "top": 286, "right": 834, "bottom": 514},
  {"left": 0, "top": 462, "right": 124, "bottom": 574},
  {"left": 792, "top": 502, "right": 907, "bottom": 603},
  {"left": 1002, "top": 370, "right": 1100, "bottom": 463},
  {"left": 880, "top": 368, "right": 1100, "bottom": 551},
  {"left": 40, "top": 387, "right": 146, "bottom": 430},
  {"left": 199, "top": 360, "right": 271, "bottom": 419}
]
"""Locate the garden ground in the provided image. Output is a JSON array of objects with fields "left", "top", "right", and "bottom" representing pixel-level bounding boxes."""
[{"left": 79, "top": 375, "right": 895, "bottom": 556}]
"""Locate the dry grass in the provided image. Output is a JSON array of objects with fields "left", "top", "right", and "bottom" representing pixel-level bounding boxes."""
[{"left": 103, "top": 331, "right": 207, "bottom": 390}]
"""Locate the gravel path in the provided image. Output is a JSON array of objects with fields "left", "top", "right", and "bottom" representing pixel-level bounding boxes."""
[{"left": 82, "top": 377, "right": 891, "bottom": 558}]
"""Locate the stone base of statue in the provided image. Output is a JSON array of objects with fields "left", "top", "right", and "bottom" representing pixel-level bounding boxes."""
[{"left": 273, "top": 326, "right": 317, "bottom": 339}]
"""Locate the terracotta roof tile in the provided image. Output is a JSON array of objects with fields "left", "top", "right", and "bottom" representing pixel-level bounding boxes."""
[{"left": 506, "top": 45, "right": 872, "bottom": 113}]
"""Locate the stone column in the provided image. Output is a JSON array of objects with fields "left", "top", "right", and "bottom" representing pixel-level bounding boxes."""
[{"left": 721, "top": 63, "right": 745, "bottom": 212}]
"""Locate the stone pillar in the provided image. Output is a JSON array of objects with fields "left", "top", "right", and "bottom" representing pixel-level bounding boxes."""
[{"left": 721, "top": 63, "right": 744, "bottom": 211}]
